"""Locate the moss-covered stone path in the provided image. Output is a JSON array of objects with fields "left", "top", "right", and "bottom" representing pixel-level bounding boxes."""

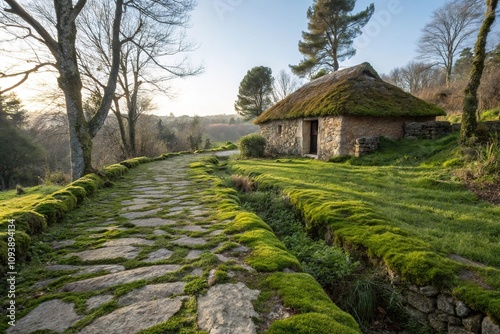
[
  {"left": 7, "top": 154, "right": 265, "bottom": 334},
  {"left": 6, "top": 153, "right": 362, "bottom": 334}
]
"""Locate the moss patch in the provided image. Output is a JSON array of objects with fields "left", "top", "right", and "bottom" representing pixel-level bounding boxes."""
[{"left": 266, "top": 272, "right": 361, "bottom": 333}]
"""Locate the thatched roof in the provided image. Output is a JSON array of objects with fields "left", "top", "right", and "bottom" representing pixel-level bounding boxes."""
[{"left": 254, "top": 62, "right": 445, "bottom": 124}]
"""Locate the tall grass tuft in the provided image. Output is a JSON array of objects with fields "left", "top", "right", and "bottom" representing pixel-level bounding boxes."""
[{"left": 476, "top": 135, "right": 500, "bottom": 177}]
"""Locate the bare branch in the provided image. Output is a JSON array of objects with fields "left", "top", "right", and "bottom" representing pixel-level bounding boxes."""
[{"left": 0, "top": 62, "right": 55, "bottom": 94}]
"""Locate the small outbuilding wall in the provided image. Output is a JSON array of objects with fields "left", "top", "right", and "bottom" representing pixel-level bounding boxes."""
[{"left": 260, "top": 115, "right": 437, "bottom": 160}]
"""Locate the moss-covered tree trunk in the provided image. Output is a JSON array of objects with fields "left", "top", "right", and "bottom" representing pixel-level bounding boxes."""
[{"left": 460, "top": 0, "right": 498, "bottom": 145}]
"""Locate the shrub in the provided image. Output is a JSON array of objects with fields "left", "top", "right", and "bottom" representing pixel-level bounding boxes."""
[{"left": 239, "top": 134, "right": 266, "bottom": 158}]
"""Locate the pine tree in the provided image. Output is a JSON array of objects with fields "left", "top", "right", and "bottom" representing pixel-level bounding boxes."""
[
  {"left": 291, "top": 0, "right": 374, "bottom": 77},
  {"left": 234, "top": 66, "right": 274, "bottom": 121}
]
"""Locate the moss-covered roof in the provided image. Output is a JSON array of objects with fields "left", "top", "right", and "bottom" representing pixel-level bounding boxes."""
[{"left": 254, "top": 62, "right": 445, "bottom": 124}]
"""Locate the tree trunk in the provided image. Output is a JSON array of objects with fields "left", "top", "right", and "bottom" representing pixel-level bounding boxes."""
[
  {"left": 54, "top": 0, "right": 92, "bottom": 179},
  {"left": 460, "top": 0, "right": 498, "bottom": 145}
]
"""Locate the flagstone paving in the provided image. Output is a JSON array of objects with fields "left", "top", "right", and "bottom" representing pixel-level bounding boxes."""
[{"left": 7, "top": 154, "right": 269, "bottom": 334}]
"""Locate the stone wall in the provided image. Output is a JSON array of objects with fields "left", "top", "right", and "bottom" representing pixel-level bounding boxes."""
[
  {"left": 404, "top": 121, "right": 453, "bottom": 139},
  {"left": 341, "top": 116, "right": 436, "bottom": 156},
  {"left": 259, "top": 119, "right": 302, "bottom": 156},
  {"left": 317, "top": 116, "right": 343, "bottom": 160},
  {"left": 403, "top": 285, "right": 500, "bottom": 334},
  {"left": 404, "top": 120, "right": 500, "bottom": 139},
  {"left": 354, "top": 137, "right": 380, "bottom": 157}
]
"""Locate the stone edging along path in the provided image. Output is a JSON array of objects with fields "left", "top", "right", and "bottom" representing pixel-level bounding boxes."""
[{"left": 2, "top": 154, "right": 360, "bottom": 334}]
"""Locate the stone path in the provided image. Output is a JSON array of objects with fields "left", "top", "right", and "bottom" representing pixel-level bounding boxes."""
[{"left": 8, "top": 154, "right": 265, "bottom": 334}]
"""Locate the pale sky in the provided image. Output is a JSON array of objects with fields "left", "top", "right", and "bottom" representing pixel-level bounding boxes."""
[
  {"left": 154, "top": 0, "right": 453, "bottom": 117},
  {"left": 6, "top": 0, "right": 496, "bottom": 117}
]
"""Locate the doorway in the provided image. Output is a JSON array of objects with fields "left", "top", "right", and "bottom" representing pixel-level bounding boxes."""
[{"left": 310, "top": 120, "right": 318, "bottom": 154}]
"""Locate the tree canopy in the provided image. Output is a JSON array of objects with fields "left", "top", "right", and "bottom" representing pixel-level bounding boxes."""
[
  {"left": 290, "top": 0, "right": 374, "bottom": 77},
  {"left": 234, "top": 66, "right": 274, "bottom": 121}
]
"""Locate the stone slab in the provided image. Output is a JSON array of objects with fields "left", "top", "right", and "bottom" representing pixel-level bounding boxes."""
[
  {"left": 46, "top": 264, "right": 125, "bottom": 275},
  {"left": 103, "top": 238, "right": 154, "bottom": 247},
  {"left": 51, "top": 240, "right": 76, "bottom": 249},
  {"left": 69, "top": 246, "right": 139, "bottom": 261},
  {"left": 62, "top": 265, "right": 181, "bottom": 293},
  {"left": 172, "top": 236, "right": 207, "bottom": 247},
  {"left": 186, "top": 250, "right": 204, "bottom": 260},
  {"left": 120, "top": 208, "right": 162, "bottom": 219},
  {"left": 118, "top": 282, "right": 186, "bottom": 306},
  {"left": 177, "top": 225, "right": 208, "bottom": 233},
  {"left": 87, "top": 295, "right": 114, "bottom": 310},
  {"left": 79, "top": 297, "right": 185, "bottom": 334},
  {"left": 7, "top": 300, "right": 82, "bottom": 334},
  {"left": 131, "top": 218, "right": 177, "bottom": 227},
  {"left": 144, "top": 249, "right": 174, "bottom": 262},
  {"left": 197, "top": 282, "right": 260, "bottom": 334}
]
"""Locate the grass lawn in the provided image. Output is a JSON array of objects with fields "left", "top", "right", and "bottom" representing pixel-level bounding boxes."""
[
  {"left": 230, "top": 134, "right": 500, "bottom": 321},
  {"left": 0, "top": 184, "right": 63, "bottom": 214}
]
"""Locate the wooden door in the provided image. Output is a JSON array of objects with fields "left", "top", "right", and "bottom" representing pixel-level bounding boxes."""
[{"left": 310, "top": 120, "right": 318, "bottom": 154}]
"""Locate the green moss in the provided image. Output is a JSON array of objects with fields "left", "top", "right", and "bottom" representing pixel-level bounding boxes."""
[
  {"left": 0, "top": 210, "right": 47, "bottom": 235},
  {"left": 70, "top": 174, "right": 103, "bottom": 195},
  {"left": 267, "top": 313, "right": 360, "bottom": 334},
  {"left": 184, "top": 277, "right": 208, "bottom": 295},
  {"left": 120, "top": 157, "right": 154, "bottom": 168},
  {"left": 103, "top": 164, "right": 129, "bottom": 179},
  {"left": 0, "top": 230, "right": 31, "bottom": 274},
  {"left": 454, "top": 282, "right": 500, "bottom": 324},
  {"left": 266, "top": 272, "right": 361, "bottom": 333},
  {"left": 51, "top": 189, "right": 78, "bottom": 210},
  {"left": 224, "top": 212, "right": 272, "bottom": 234},
  {"left": 33, "top": 199, "right": 71, "bottom": 225},
  {"left": 63, "top": 186, "right": 87, "bottom": 203}
]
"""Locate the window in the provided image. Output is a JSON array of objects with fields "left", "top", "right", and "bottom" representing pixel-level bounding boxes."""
[{"left": 277, "top": 125, "right": 283, "bottom": 135}]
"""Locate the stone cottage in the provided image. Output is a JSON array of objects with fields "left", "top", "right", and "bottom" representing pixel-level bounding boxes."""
[{"left": 254, "top": 62, "right": 445, "bottom": 160}]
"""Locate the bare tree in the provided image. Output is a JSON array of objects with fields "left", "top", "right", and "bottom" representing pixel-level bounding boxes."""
[
  {"left": 417, "top": 0, "right": 483, "bottom": 86},
  {"left": 0, "top": 0, "right": 195, "bottom": 179},
  {"left": 78, "top": 0, "right": 199, "bottom": 157},
  {"left": 0, "top": 0, "right": 125, "bottom": 180},
  {"left": 272, "top": 69, "right": 302, "bottom": 104},
  {"left": 383, "top": 61, "right": 444, "bottom": 94},
  {"left": 461, "top": 0, "right": 498, "bottom": 144}
]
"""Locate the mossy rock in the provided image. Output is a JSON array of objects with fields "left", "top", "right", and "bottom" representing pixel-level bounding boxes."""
[
  {"left": 245, "top": 243, "right": 302, "bottom": 272},
  {"left": 33, "top": 199, "right": 71, "bottom": 225},
  {"left": 268, "top": 313, "right": 361, "bottom": 334},
  {"left": 70, "top": 174, "right": 103, "bottom": 195},
  {"left": 224, "top": 212, "right": 272, "bottom": 234},
  {"left": 0, "top": 210, "right": 47, "bottom": 235},
  {"left": 63, "top": 186, "right": 87, "bottom": 203},
  {"left": 266, "top": 272, "right": 361, "bottom": 333},
  {"left": 51, "top": 190, "right": 78, "bottom": 210},
  {"left": 103, "top": 164, "right": 129, "bottom": 179},
  {"left": 454, "top": 282, "right": 500, "bottom": 324},
  {"left": 0, "top": 230, "right": 32, "bottom": 273}
]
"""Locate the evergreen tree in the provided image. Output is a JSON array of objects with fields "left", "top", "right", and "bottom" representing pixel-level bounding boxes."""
[
  {"left": 453, "top": 48, "right": 474, "bottom": 81},
  {"left": 291, "top": 0, "right": 374, "bottom": 77},
  {"left": 234, "top": 66, "right": 274, "bottom": 121},
  {"left": 0, "top": 95, "right": 45, "bottom": 189}
]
